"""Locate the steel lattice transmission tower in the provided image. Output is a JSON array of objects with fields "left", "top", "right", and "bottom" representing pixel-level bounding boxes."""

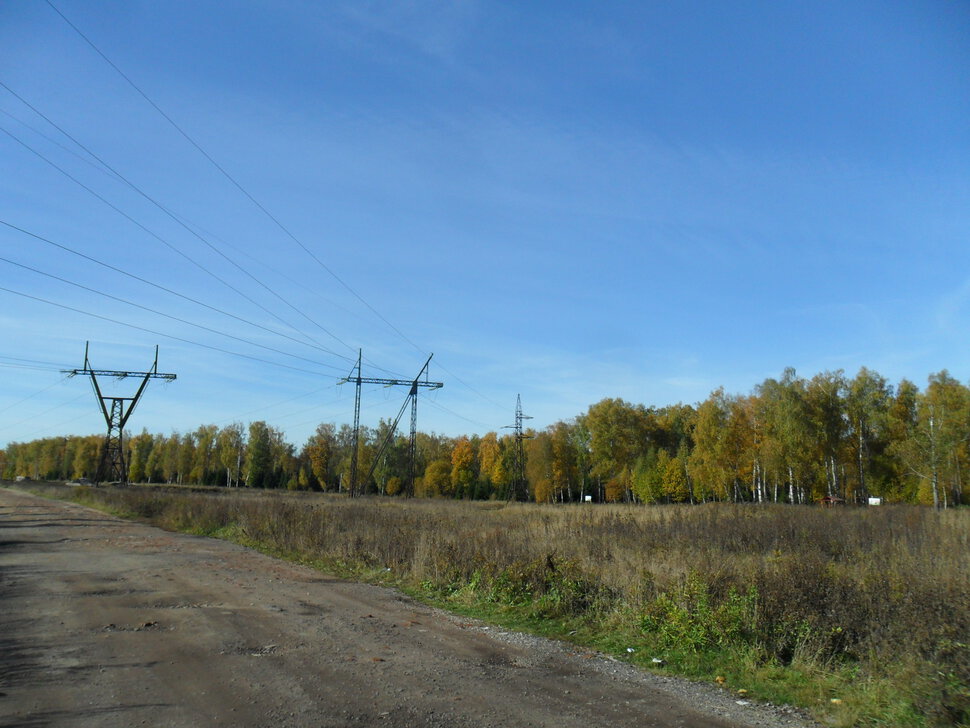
[
  {"left": 64, "top": 342, "right": 176, "bottom": 485},
  {"left": 503, "top": 394, "right": 533, "bottom": 501},
  {"left": 339, "top": 351, "right": 442, "bottom": 497}
]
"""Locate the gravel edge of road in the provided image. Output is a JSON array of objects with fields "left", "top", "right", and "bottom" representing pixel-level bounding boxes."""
[{"left": 423, "top": 603, "right": 825, "bottom": 728}]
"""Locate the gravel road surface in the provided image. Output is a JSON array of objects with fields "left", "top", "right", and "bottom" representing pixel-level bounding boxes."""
[{"left": 0, "top": 487, "right": 821, "bottom": 727}]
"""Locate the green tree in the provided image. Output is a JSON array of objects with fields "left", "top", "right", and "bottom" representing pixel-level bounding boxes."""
[
  {"left": 804, "top": 370, "right": 848, "bottom": 499},
  {"left": 177, "top": 432, "right": 196, "bottom": 485},
  {"left": 755, "top": 369, "right": 814, "bottom": 503},
  {"left": 450, "top": 436, "right": 476, "bottom": 498},
  {"left": 404, "top": 432, "right": 453, "bottom": 495},
  {"left": 690, "top": 391, "right": 756, "bottom": 503},
  {"left": 549, "top": 421, "right": 580, "bottom": 502},
  {"left": 477, "top": 431, "right": 504, "bottom": 497},
  {"left": 421, "top": 459, "right": 452, "bottom": 497},
  {"left": 385, "top": 475, "right": 404, "bottom": 496},
  {"left": 525, "top": 430, "right": 553, "bottom": 503},
  {"left": 662, "top": 447, "right": 691, "bottom": 503},
  {"left": 689, "top": 391, "right": 730, "bottom": 502},
  {"left": 217, "top": 423, "right": 244, "bottom": 487},
  {"left": 631, "top": 450, "right": 662, "bottom": 503},
  {"left": 303, "top": 423, "right": 336, "bottom": 490},
  {"left": 582, "top": 398, "right": 651, "bottom": 501},
  {"left": 245, "top": 421, "right": 272, "bottom": 488},
  {"left": 844, "top": 368, "right": 892, "bottom": 503},
  {"left": 128, "top": 429, "right": 154, "bottom": 483},
  {"left": 72, "top": 436, "right": 99, "bottom": 479},
  {"left": 191, "top": 424, "right": 218, "bottom": 484},
  {"left": 654, "top": 403, "right": 696, "bottom": 454},
  {"left": 144, "top": 433, "right": 164, "bottom": 482},
  {"left": 893, "top": 372, "right": 970, "bottom": 508}
]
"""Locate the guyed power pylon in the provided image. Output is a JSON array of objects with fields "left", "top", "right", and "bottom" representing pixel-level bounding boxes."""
[
  {"left": 64, "top": 342, "right": 176, "bottom": 484},
  {"left": 339, "top": 351, "right": 442, "bottom": 497}
]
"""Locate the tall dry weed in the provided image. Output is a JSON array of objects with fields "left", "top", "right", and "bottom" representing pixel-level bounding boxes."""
[{"left": 30, "top": 482, "right": 969, "bottom": 725}]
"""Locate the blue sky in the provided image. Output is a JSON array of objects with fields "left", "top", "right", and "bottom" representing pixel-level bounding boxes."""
[{"left": 2, "top": 0, "right": 969, "bottom": 448}]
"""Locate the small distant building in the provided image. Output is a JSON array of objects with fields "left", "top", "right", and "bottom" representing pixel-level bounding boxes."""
[{"left": 819, "top": 495, "right": 846, "bottom": 507}]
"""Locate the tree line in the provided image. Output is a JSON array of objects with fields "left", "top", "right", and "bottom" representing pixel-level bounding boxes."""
[{"left": 3, "top": 367, "right": 968, "bottom": 507}]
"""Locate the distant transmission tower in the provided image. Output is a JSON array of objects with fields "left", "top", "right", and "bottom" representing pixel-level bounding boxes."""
[
  {"left": 339, "top": 351, "right": 442, "bottom": 497},
  {"left": 503, "top": 394, "right": 532, "bottom": 501},
  {"left": 64, "top": 342, "right": 176, "bottom": 485}
]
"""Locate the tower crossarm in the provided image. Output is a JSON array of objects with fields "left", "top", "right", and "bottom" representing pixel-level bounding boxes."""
[
  {"left": 339, "top": 352, "right": 442, "bottom": 497},
  {"left": 338, "top": 376, "right": 441, "bottom": 389},
  {"left": 64, "top": 368, "right": 177, "bottom": 381},
  {"left": 64, "top": 342, "right": 176, "bottom": 485}
]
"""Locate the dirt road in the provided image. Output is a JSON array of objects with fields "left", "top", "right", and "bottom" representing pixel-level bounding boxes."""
[{"left": 0, "top": 488, "right": 818, "bottom": 727}]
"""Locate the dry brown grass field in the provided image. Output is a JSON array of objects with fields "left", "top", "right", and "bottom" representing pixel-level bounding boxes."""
[{"left": 17, "top": 483, "right": 970, "bottom": 727}]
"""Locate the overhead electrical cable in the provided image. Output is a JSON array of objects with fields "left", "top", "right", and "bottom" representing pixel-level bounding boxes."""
[
  {"left": 0, "top": 354, "right": 72, "bottom": 369},
  {"left": 274, "top": 392, "right": 415, "bottom": 433},
  {"left": 0, "top": 256, "right": 345, "bottom": 372},
  {"left": 0, "top": 285, "right": 337, "bottom": 378},
  {"left": 0, "top": 101, "right": 374, "bottom": 367},
  {"left": 0, "top": 105, "right": 113, "bottom": 179},
  {"left": 0, "top": 392, "right": 90, "bottom": 436},
  {"left": 43, "top": 0, "right": 425, "bottom": 355},
  {"left": 0, "top": 362, "right": 65, "bottom": 373},
  {"left": 16, "top": 410, "right": 93, "bottom": 441},
  {"left": 0, "top": 82, "right": 351, "bottom": 358},
  {"left": 426, "top": 359, "right": 508, "bottom": 415},
  {"left": 423, "top": 397, "right": 493, "bottom": 429},
  {"left": 42, "top": 2, "right": 515, "bottom": 424},
  {"left": 0, "top": 375, "right": 72, "bottom": 417},
  {"left": 215, "top": 385, "right": 333, "bottom": 424},
  {"left": 0, "top": 121, "right": 326, "bottom": 354},
  {"left": 40, "top": 4, "right": 516, "bottom": 421},
  {"left": 215, "top": 383, "right": 388, "bottom": 428},
  {"left": 0, "top": 104, "right": 386, "bottom": 373},
  {"left": 166, "top": 213, "right": 410, "bottom": 380},
  {"left": 0, "top": 219, "right": 352, "bottom": 363}
]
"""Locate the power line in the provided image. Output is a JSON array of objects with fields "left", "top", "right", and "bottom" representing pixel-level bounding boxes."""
[
  {"left": 215, "top": 383, "right": 394, "bottom": 429},
  {"left": 0, "top": 82, "right": 355, "bottom": 359},
  {"left": 0, "top": 391, "right": 90, "bottom": 436},
  {"left": 43, "top": 0, "right": 426, "bottom": 355},
  {"left": 0, "top": 104, "right": 391, "bottom": 375},
  {"left": 214, "top": 385, "right": 334, "bottom": 425},
  {"left": 0, "top": 362, "right": 65, "bottom": 373},
  {"left": 0, "top": 255, "right": 346, "bottom": 372},
  {"left": 25, "top": 8, "right": 518, "bottom": 420},
  {"left": 64, "top": 341, "right": 177, "bottom": 484},
  {"left": 4, "top": 93, "right": 399, "bottom": 376},
  {"left": 0, "top": 354, "right": 72, "bottom": 369},
  {"left": 281, "top": 394, "right": 403, "bottom": 433},
  {"left": 0, "top": 374, "right": 72, "bottom": 416},
  {"left": 15, "top": 410, "right": 94, "bottom": 441},
  {"left": 165, "top": 213, "right": 410, "bottom": 380},
  {"left": 27, "top": 5, "right": 520, "bottom": 427},
  {"left": 0, "top": 119, "right": 325, "bottom": 353},
  {"left": 0, "top": 218, "right": 355, "bottom": 363},
  {"left": 423, "top": 397, "right": 494, "bottom": 430},
  {"left": 0, "top": 105, "right": 112, "bottom": 179},
  {"left": 0, "top": 285, "right": 336, "bottom": 378},
  {"left": 429, "top": 359, "right": 509, "bottom": 414},
  {"left": 1, "top": 99, "right": 383, "bottom": 370}
]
